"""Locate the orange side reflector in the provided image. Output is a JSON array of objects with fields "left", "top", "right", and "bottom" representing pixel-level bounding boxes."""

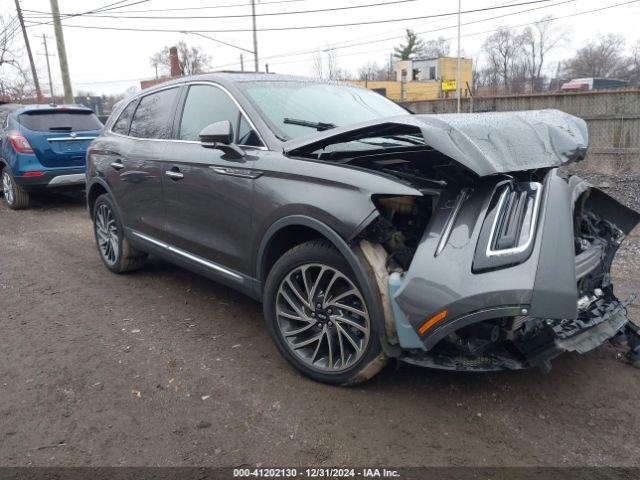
[{"left": 418, "top": 310, "right": 448, "bottom": 335}]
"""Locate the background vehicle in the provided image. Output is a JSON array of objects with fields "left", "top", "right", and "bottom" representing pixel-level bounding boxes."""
[
  {"left": 86, "top": 73, "right": 640, "bottom": 385},
  {"left": 0, "top": 104, "right": 102, "bottom": 210}
]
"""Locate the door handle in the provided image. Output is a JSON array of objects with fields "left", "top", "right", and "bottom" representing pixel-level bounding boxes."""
[
  {"left": 165, "top": 170, "right": 184, "bottom": 180},
  {"left": 110, "top": 159, "right": 124, "bottom": 170}
]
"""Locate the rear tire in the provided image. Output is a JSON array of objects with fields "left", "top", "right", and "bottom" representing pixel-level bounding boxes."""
[
  {"left": 1, "top": 169, "right": 30, "bottom": 210},
  {"left": 263, "top": 240, "right": 388, "bottom": 385},
  {"left": 92, "top": 193, "right": 147, "bottom": 273}
]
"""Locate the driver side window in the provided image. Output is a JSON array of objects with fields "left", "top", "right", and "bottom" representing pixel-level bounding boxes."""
[{"left": 179, "top": 84, "right": 262, "bottom": 147}]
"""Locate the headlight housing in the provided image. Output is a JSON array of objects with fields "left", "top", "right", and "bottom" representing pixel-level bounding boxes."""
[{"left": 473, "top": 181, "right": 543, "bottom": 272}]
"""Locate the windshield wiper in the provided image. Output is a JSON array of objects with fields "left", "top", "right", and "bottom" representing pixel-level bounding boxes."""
[
  {"left": 49, "top": 126, "right": 72, "bottom": 131},
  {"left": 284, "top": 118, "right": 336, "bottom": 131}
]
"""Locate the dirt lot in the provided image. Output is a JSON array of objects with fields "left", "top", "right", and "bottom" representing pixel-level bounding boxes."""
[{"left": 1, "top": 187, "right": 639, "bottom": 468}]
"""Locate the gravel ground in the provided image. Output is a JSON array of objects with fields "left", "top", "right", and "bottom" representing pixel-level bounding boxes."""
[{"left": 0, "top": 188, "right": 639, "bottom": 468}]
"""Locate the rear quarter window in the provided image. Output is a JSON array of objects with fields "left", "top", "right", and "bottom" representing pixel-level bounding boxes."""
[
  {"left": 111, "top": 100, "right": 137, "bottom": 136},
  {"left": 129, "top": 88, "right": 179, "bottom": 140},
  {"left": 19, "top": 111, "right": 103, "bottom": 132}
]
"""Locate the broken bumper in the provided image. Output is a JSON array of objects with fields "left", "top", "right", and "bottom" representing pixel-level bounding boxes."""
[{"left": 389, "top": 168, "right": 640, "bottom": 370}]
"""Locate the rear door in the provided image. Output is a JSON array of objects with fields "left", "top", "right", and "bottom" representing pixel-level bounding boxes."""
[
  {"left": 162, "top": 83, "right": 263, "bottom": 274},
  {"left": 18, "top": 109, "right": 102, "bottom": 168},
  {"left": 105, "top": 87, "right": 181, "bottom": 238}
]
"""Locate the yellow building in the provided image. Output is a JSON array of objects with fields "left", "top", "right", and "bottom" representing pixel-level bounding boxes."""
[{"left": 349, "top": 56, "right": 473, "bottom": 102}]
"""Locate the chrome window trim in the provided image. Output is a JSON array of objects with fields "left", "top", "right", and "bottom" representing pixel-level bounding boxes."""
[
  {"left": 108, "top": 81, "right": 268, "bottom": 151},
  {"left": 47, "top": 136, "right": 97, "bottom": 142},
  {"left": 485, "top": 182, "right": 543, "bottom": 258},
  {"left": 129, "top": 230, "right": 243, "bottom": 282}
]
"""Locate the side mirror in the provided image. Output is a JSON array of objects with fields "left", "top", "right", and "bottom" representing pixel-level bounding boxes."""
[
  {"left": 199, "top": 120, "right": 233, "bottom": 144},
  {"left": 199, "top": 121, "right": 245, "bottom": 160}
]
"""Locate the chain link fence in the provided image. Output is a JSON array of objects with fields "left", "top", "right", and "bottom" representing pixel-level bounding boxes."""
[{"left": 402, "top": 89, "right": 640, "bottom": 174}]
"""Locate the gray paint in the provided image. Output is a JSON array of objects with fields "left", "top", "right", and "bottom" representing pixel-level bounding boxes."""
[
  {"left": 86, "top": 72, "right": 636, "bottom": 360},
  {"left": 284, "top": 110, "right": 588, "bottom": 177},
  {"left": 392, "top": 168, "right": 637, "bottom": 348}
]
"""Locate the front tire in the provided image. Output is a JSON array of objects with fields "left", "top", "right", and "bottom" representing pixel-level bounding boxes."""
[
  {"left": 1, "top": 169, "right": 30, "bottom": 210},
  {"left": 92, "top": 194, "right": 147, "bottom": 273},
  {"left": 263, "top": 240, "right": 388, "bottom": 385}
]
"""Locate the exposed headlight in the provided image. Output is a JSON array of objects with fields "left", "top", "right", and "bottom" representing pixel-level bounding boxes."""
[{"left": 473, "top": 181, "right": 543, "bottom": 272}]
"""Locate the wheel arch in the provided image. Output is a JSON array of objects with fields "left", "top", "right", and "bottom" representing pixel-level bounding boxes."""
[
  {"left": 257, "top": 216, "right": 357, "bottom": 283},
  {"left": 86, "top": 178, "right": 114, "bottom": 217},
  {"left": 256, "top": 215, "right": 394, "bottom": 354}
]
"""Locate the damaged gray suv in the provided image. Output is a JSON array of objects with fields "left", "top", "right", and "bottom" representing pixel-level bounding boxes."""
[{"left": 86, "top": 73, "right": 640, "bottom": 384}]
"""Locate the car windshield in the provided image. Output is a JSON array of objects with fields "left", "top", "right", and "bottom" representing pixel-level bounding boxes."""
[
  {"left": 19, "top": 110, "right": 103, "bottom": 132},
  {"left": 238, "top": 80, "right": 408, "bottom": 140}
]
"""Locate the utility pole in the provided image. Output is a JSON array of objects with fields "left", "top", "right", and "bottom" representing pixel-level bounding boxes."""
[
  {"left": 240, "top": 53, "right": 244, "bottom": 72},
  {"left": 250, "top": 0, "right": 259, "bottom": 72},
  {"left": 37, "top": 34, "right": 55, "bottom": 102},
  {"left": 14, "top": 0, "right": 44, "bottom": 103},
  {"left": 49, "top": 0, "right": 73, "bottom": 103},
  {"left": 456, "top": 0, "right": 461, "bottom": 113}
]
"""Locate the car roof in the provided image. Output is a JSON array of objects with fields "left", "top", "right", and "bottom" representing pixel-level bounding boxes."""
[{"left": 141, "top": 72, "right": 367, "bottom": 95}]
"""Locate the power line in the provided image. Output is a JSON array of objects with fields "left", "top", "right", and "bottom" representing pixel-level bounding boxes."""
[
  {"left": 106, "top": 0, "right": 315, "bottom": 12},
  {"left": 23, "top": 0, "right": 313, "bottom": 16},
  {"left": 23, "top": 0, "right": 424, "bottom": 20},
  {"left": 23, "top": 0, "right": 152, "bottom": 27},
  {"left": 24, "top": 0, "right": 559, "bottom": 33},
  {"left": 210, "top": 0, "right": 576, "bottom": 69},
  {"left": 66, "top": 0, "right": 640, "bottom": 87},
  {"left": 182, "top": 32, "right": 255, "bottom": 54},
  {"left": 265, "top": 0, "right": 640, "bottom": 68}
]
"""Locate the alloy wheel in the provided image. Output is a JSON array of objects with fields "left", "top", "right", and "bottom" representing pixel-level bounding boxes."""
[
  {"left": 2, "top": 172, "right": 14, "bottom": 206},
  {"left": 275, "top": 263, "right": 371, "bottom": 373},
  {"left": 95, "top": 203, "right": 119, "bottom": 266}
]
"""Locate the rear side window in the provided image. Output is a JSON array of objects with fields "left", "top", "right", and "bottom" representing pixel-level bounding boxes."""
[
  {"left": 111, "top": 100, "right": 137, "bottom": 135},
  {"left": 179, "top": 84, "right": 262, "bottom": 146},
  {"left": 130, "top": 88, "right": 179, "bottom": 139},
  {"left": 18, "top": 111, "right": 102, "bottom": 132}
]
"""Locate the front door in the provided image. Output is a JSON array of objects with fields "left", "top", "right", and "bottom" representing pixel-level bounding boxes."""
[{"left": 162, "top": 83, "right": 265, "bottom": 275}]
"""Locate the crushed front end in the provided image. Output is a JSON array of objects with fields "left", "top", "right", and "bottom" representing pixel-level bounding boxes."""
[
  {"left": 285, "top": 109, "right": 640, "bottom": 372},
  {"left": 361, "top": 169, "right": 640, "bottom": 372}
]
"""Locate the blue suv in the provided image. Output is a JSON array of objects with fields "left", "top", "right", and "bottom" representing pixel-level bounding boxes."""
[{"left": 0, "top": 104, "right": 102, "bottom": 209}]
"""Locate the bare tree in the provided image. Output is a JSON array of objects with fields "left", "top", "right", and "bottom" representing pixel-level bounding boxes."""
[
  {"left": 482, "top": 27, "right": 526, "bottom": 93},
  {"left": 422, "top": 37, "right": 450, "bottom": 58},
  {"left": 0, "top": 14, "right": 34, "bottom": 101},
  {"left": 0, "top": 15, "right": 20, "bottom": 72},
  {"left": 629, "top": 39, "right": 640, "bottom": 84},
  {"left": 312, "top": 50, "right": 325, "bottom": 79},
  {"left": 393, "top": 29, "right": 425, "bottom": 60},
  {"left": 563, "top": 33, "right": 628, "bottom": 78},
  {"left": 325, "top": 48, "right": 339, "bottom": 80},
  {"left": 311, "top": 48, "right": 350, "bottom": 81},
  {"left": 357, "top": 61, "right": 388, "bottom": 81},
  {"left": 521, "top": 16, "right": 566, "bottom": 91},
  {"left": 149, "top": 52, "right": 164, "bottom": 79},
  {"left": 149, "top": 41, "right": 211, "bottom": 76}
]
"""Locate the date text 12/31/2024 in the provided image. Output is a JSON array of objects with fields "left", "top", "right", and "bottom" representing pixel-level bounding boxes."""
[{"left": 233, "top": 468, "right": 401, "bottom": 478}]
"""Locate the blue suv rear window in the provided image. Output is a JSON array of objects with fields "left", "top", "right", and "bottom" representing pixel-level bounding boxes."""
[{"left": 19, "top": 110, "right": 102, "bottom": 132}]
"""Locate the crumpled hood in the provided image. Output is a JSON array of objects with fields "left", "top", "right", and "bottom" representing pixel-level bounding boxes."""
[{"left": 283, "top": 109, "right": 589, "bottom": 177}]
